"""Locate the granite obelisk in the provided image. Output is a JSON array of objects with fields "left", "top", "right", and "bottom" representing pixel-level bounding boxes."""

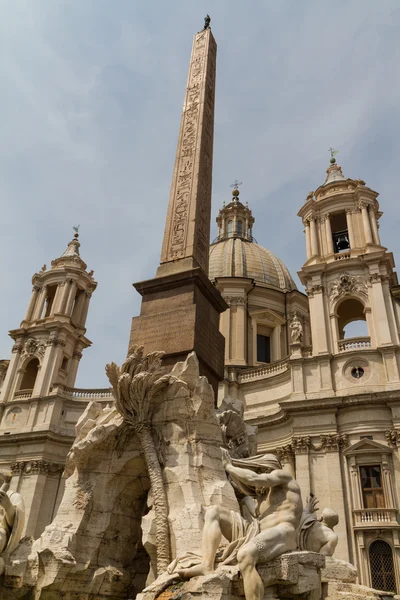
[{"left": 130, "top": 24, "right": 226, "bottom": 395}]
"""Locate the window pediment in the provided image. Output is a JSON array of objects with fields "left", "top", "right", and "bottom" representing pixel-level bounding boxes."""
[{"left": 343, "top": 438, "right": 392, "bottom": 457}]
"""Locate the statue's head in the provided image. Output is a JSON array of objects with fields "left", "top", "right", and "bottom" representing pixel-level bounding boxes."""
[{"left": 321, "top": 507, "right": 339, "bottom": 529}]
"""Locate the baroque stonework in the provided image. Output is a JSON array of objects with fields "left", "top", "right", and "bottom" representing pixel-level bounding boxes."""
[
  {"left": 329, "top": 272, "right": 367, "bottom": 304},
  {"left": 10, "top": 460, "right": 64, "bottom": 476},
  {"left": 21, "top": 337, "right": 46, "bottom": 360}
]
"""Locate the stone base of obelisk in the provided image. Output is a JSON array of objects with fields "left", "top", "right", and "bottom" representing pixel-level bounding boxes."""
[{"left": 129, "top": 267, "right": 227, "bottom": 397}]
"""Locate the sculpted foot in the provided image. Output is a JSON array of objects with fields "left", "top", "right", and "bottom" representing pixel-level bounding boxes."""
[{"left": 178, "top": 563, "right": 214, "bottom": 578}]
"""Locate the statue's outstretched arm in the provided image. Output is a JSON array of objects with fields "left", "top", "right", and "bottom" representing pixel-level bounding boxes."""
[{"left": 226, "top": 464, "right": 291, "bottom": 489}]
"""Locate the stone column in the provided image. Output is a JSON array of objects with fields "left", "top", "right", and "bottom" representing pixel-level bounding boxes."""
[
  {"left": 304, "top": 220, "right": 312, "bottom": 260},
  {"left": 360, "top": 202, "right": 373, "bottom": 245},
  {"left": 272, "top": 324, "right": 282, "bottom": 361},
  {"left": 33, "top": 286, "right": 47, "bottom": 320},
  {"left": 369, "top": 209, "right": 380, "bottom": 245},
  {"left": 324, "top": 445, "right": 349, "bottom": 562},
  {"left": 51, "top": 282, "right": 64, "bottom": 315},
  {"left": 309, "top": 217, "right": 319, "bottom": 256},
  {"left": 79, "top": 291, "right": 92, "bottom": 328},
  {"left": 330, "top": 312, "right": 339, "bottom": 353},
  {"left": 276, "top": 445, "right": 295, "bottom": 477},
  {"left": 158, "top": 27, "right": 217, "bottom": 276},
  {"left": 64, "top": 280, "right": 77, "bottom": 316},
  {"left": 66, "top": 349, "right": 83, "bottom": 387},
  {"left": 345, "top": 209, "right": 355, "bottom": 249},
  {"left": 325, "top": 214, "right": 335, "bottom": 255},
  {"left": 0, "top": 343, "right": 23, "bottom": 402},
  {"left": 24, "top": 285, "right": 40, "bottom": 322},
  {"left": 293, "top": 438, "right": 311, "bottom": 499},
  {"left": 369, "top": 274, "right": 392, "bottom": 346},
  {"left": 308, "top": 285, "right": 328, "bottom": 354},
  {"left": 71, "top": 289, "right": 86, "bottom": 325},
  {"left": 58, "top": 280, "right": 71, "bottom": 314}
]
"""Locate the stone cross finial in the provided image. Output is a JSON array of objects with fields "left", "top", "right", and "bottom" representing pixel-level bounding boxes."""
[{"left": 230, "top": 180, "right": 242, "bottom": 191}]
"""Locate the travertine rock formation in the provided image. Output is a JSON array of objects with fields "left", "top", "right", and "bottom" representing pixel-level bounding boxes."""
[{"left": 0, "top": 352, "right": 238, "bottom": 599}]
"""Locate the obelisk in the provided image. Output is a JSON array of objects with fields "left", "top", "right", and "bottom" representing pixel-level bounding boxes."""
[
  {"left": 129, "top": 23, "right": 227, "bottom": 395},
  {"left": 157, "top": 26, "right": 216, "bottom": 277}
]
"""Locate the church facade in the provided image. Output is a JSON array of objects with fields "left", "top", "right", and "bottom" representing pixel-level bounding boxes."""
[{"left": 1, "top": 40, "right": 400, "bottom": 600}]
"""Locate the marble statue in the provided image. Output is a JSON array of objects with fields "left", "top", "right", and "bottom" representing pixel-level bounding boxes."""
[
  {"left": 169, "top": 450, "right": 303, "bottom": 600},
  {"left": 298, "top": 494, "right": 339, "bottom": 556},
  {"left": 290, "top": 313, "right": 303, "bottom": 344},
  {"left": 0, "top": 472, "right": 25, "bottom": 559}
]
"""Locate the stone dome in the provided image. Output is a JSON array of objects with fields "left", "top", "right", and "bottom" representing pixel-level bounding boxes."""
[{"left": 209, "top": 237, "right": 297, "bottom": 291}]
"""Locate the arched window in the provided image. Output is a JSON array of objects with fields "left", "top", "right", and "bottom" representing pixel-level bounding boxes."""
[
  {"left": 337, "top": 298, "right": 368, "bottom": 340},
  {"left": 369, "top": 540, "right": 397, "bottom": 593},
  {"left": 237, "top": 220, "right": 243, "bottom": 237},
  {"left": 227, "top": 220, "right": 233, "bottom": 238},
  {"left": 20, "top": 358, "right": 39, "bottom": 391}
]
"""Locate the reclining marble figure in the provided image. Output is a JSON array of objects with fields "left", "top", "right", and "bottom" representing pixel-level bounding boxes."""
[
  {"left": 0, "top": 471, "right": 25, "bottom": 563},
  {"left": 169, "top": 449, "right": 303, "bottom": 600}
]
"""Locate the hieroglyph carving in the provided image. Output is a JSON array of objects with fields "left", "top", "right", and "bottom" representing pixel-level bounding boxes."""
[
  {"left": 329, "top": 273, "right": 367, "bottom": 304},
  {"left": 162, "top": 29, "right": 216, "bottom": 273},
  {"left": 106, "top": 345, "right": 185, "bottom": 575}
]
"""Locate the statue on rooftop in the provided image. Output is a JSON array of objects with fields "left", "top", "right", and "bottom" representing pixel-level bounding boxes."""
[
  {"left": 204, "top": 14, "right": 211, "bottom": 29},
  {"left": 168, "top": 450, "right": 303, "bottom": 600}
]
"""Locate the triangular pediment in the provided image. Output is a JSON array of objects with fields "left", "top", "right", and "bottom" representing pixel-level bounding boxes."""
[
  {"left": 343, "top": 438, "right": 392, "bottom": 456},
  {"left": 249, "top": 308, "right": 286, "bottom": 325}
]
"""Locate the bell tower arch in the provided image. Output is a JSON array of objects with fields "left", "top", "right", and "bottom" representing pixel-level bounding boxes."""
[
  {"left": 0, "top": 230, "right": 97, "bottom": 403},
  {"left": 297, "top": 155, "right": 400, "bottom": 388}
]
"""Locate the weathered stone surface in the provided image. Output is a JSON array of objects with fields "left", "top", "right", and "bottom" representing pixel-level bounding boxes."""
[
  {"left": 138, "top": 552, "right": 325, "bottom": 600},
  {"left": 322, "top": 556, "right": 357, "bottom": 583}
]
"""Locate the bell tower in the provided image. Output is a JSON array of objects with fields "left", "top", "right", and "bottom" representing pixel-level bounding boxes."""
[
  {"left": 0, "top": 230, "right": 97, "bottom": 403},
  {"left": 297, "top": 154, "right": 400, "bottom": 385}
]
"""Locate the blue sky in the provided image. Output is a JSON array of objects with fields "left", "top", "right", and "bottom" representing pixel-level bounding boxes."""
[{"left": 1, "top": 1, "right": 400, "bottom": 387}]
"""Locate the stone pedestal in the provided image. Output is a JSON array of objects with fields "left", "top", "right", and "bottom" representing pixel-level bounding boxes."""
[
  {"left": 138, "top": 552, "right": 325, "bottom": 600},
  {"left": 130, "top": 268, "right": 227, "bottom": 396}
]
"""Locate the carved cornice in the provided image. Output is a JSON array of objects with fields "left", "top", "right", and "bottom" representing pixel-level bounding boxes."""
[
  {"left": 305, "top": 284, "right": 323, "bottom": 298},
  {"left": 276, "top": 444, "right": 295, "bottom": 463},
  {"left": 46, "top": 338, "right": 66, "bottom": 348},
  {"left": 291, "top": 434, "right": 348, "bottom": 454},
  {"left": 223, "top": 295, "right": 246, "bottom": 306},
  {"left": 292, "top": 436, "right": 311, "bottom": 454},
  {"left": 11, "top": 343, "right": 24, "bottom": 354},
  {"left": 73, "top": 351, "right": 83, "bottom": 361},
  {"left": 11, "top": 460, "right": 64, "bottom": 476}
]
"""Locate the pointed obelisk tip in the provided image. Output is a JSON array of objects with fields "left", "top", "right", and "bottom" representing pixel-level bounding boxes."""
[{"left": 158, "top": 14, "right": 217, "bottom": 277}]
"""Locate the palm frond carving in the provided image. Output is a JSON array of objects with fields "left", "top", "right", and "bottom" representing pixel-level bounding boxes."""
[{"left": 106, "top": 345, "right": 182, "bottom": 574}]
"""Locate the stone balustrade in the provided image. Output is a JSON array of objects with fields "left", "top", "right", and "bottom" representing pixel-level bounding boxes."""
[
  {"left": 353, "top": 508, "right": 399, "bottom": 526},
  {"left": 338, "top": 336, "right": 371, "bottom": 352},
  {"left": 334, "top": 251, "right": 351, "bottom": 261},
  {"left": 13, "top": 389, "right": 33, "bottom": 400},
  {"left": 52, "top": 384, "right": 114, "bottom": 401},
  {"left": 239, "top": 359, "right": 289, "bottom": 383}
]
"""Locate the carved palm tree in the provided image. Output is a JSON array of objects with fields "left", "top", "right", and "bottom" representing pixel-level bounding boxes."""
[{"left": 106, "top": 345, "right": 180, "bottom": 574}]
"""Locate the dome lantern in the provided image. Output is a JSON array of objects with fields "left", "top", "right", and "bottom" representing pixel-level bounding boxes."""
[{"left": 216, "top": 183, "right": 255, "bottom": 241}]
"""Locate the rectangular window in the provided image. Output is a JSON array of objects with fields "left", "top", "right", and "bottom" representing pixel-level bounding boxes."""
[
  {"left": 257, "top": 334, "right": 271, "bottom": 363},
  {"left": 331, "top": 211, "right": 350, "bottom": 253},
  {"left": 360, "top": 465, "right": 385, "bottom": 508}
]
